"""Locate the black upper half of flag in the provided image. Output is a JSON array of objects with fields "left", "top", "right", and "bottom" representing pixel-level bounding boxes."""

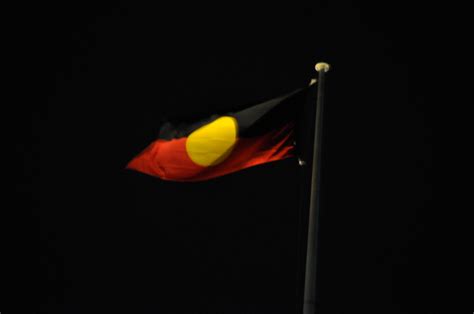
[{"left": 157, "top": 85, "right": 313, "bottom": 140}]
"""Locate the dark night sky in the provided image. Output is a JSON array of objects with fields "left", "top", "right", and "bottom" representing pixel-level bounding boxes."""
[{"left": 6, "top": 1, "right": 450, "bottom": 313}]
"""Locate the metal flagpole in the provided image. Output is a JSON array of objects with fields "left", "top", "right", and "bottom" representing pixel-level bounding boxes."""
[{"left": 303, "top": 62, "right": 330, "bottom": 314}]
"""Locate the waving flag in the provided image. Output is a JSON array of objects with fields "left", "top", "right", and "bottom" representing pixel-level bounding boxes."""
[{"left": 126, "top": 87, "right": 309, "bottom": 181}]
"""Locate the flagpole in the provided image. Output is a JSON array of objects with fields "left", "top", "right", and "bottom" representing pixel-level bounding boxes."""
[{"left": 303, "top": 62, "right": 330, "bottom": 314}]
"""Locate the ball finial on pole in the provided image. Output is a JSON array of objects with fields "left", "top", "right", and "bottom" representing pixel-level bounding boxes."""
[{"left": 315, "top": 62, "right": 330, "bottom": 73}]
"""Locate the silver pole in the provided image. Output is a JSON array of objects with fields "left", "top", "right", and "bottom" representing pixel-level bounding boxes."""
[{"left": 303, "top": 62, "right": 330, "bottom": 314}]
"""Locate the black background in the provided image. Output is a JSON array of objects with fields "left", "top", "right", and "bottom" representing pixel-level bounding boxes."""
[{"left": 6, "top": 1, "right": 452, "bottom": 313}]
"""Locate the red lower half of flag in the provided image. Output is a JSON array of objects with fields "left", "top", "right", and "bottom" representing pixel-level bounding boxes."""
[{"left": 126, "top": 124, "right": 294, "bottom": 181}]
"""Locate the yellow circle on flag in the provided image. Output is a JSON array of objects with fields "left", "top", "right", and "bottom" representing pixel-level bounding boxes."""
[{"left": 186, "top": 116, "right": 238, "bottom": 167}]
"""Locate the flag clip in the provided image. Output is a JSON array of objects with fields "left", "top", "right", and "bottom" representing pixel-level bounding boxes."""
[{"left": 298, "top": 158, "right": 306, "bottom": 166}]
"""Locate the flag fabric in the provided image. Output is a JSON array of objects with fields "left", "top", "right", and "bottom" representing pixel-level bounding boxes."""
[{"left": 126, "top": 87, "right": 309, "bottom": 181}]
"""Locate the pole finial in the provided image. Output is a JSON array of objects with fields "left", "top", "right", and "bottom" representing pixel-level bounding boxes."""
[{"left": 315, "top": 62, "right": 330, "bottom": 73}]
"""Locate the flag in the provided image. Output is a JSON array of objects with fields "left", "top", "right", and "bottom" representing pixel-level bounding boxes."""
[{"left": 126, "top": 86, "right": 310, "bottom": 181}]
